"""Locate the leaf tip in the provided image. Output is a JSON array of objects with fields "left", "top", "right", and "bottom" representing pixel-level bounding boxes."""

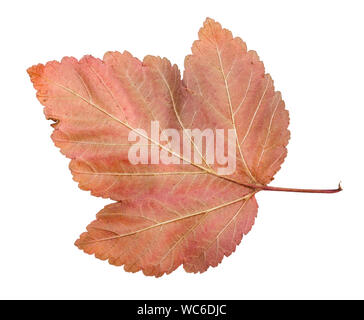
[
  {"left": 204, "top": 17, "right": 215, "bottom": 24},
  {"left": 27, "top": 63, "right": 45, "bottom": 86}
]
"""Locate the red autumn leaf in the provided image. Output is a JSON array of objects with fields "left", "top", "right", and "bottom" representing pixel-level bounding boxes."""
[{"left": 28, "top": 18, "right": 340, "bottom": 276}]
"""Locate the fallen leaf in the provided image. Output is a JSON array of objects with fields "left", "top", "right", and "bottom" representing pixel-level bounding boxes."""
[{"left": 27, "top": 18, "right": 340, "bottom": 276}]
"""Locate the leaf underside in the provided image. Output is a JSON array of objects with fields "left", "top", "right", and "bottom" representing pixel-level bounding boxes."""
[{"left": 28, "top": 18, "right": 290, "bottom": 276}]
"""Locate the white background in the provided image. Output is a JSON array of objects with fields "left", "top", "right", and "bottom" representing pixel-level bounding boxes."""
[{"left": 0, "top": 0, "right": 363, "bottom": 299}]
